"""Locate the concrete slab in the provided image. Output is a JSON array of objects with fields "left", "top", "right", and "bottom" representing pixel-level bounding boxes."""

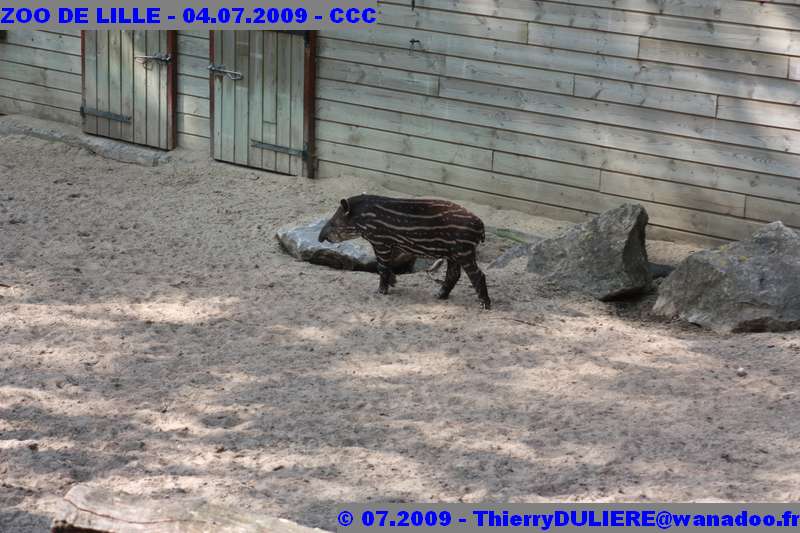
[{"left": 0, "top": 114, "right": 171, "bottom": 167}]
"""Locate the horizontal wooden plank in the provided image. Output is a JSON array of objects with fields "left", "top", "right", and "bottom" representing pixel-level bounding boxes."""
[
  {"left": 0, "top": 59, "right": 81, "bottom": 93},
  {"left": 2, "top": 29, "right": 80, "bottom": 55},
  {"left": 600, "top": 171, "right": 746, "bottom": 216},
  {"left": 0, "top": 77, "right": 81, "bottom": 111},
  {"left": 318, "top": 37, "right": 445, "bottom": 75},
  {"left": 638, "top": 38, "right": 789, "bottom": 78},
  {"left": 717, "top": 97, "right": 800, "bottom": 131},
  {"left": 493, "top": 153, "right": 601, "bottom": 190},
  {"left": 176, "top": 53, "right": 209, "bottom": 77},
  {"left": 645, "top": 227, "right": 727, "bottom": 248},
  {"left": 317, "top": 120, "right": 494, "bottom": 170},
  {"left": 318, "top": 58, "right": 439, "bottom": 96},
  {"left": 791, "top": 58, "right": 800, "bottom": 80},
  {"left": 444, "top": 56, "right": 573, "bottom": 95},
  {"left": 378, "top": 3, "right": 528, "bottom": 43},
  {"left": 640, "top": 201, "right": 762, "bottom": 241},
  {"left": 177, "top": 132, "right": 210, "bottom": 151},
  {"left": 0, "top": 95, "right": 81, "bottom": 125},
  {"left": 524, "top": 0, "right": 800, "bottom": 31},
  {"left": 439, "top": 77, "right": 800, "bottom": 155},
  {"left": 317, "top": 99, "right": 800, "bottom": 205},
  {"left": 40, "top": 28, "right": 82, "bottom": 37},
  {"left": 385, "top": 0, "right": 533, "bottom": 22},
  {"left": 177, "top": 94, "right": 209, "bottom": 118},
  {"left": 178, "top": 29, "right": 210, "bottom": 39},
  {"left": 317, "top": 140, "right": 764, "bottom": 240},
  {"left": 527, "top": 21, "right": 639, "bottom": 57},
  {"left": 320, "top": 24, "right": 800, "bottom": 105},
  {"left": 0, "top": 43, "right": 82, "bottom": 74},
  {"left": 177, "top": 74, "right": 210, "bottom": 99},
  {"left": 746, "top": 196, "right": 800, "bottom": 227},
  {"left": 530, "top": 1, "right": 800, "bottom": 55},
  {"left": 318, "top": 79, "right": 800, "bottom": 178},
  {"left": 177, "top": 113, "right": 210, "bottom": 138},
  {"left": 177, "top": 35, "right": 209, "bottom": 58},
  {"left": 573, "top": 75, "right": 717, "bottom": 116}
]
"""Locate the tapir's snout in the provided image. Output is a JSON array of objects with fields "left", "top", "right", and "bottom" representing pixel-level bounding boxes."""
[{"left": 318, "top": 220, "right": 333, "bottom": 243}]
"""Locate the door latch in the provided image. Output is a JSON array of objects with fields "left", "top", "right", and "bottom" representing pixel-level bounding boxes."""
[
  {"left": 208, "top": 64, "right": 244, "bottom": 81},
  {"left": 135, "top": 53, "right": 172, "bottom": 68}
]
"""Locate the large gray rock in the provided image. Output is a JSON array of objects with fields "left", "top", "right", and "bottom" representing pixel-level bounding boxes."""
[
  {"left": 526, "top": 203, "right": 652, "bottom": 300},
  {"left": 653, "top": 222, "right": 800, "bottom": 333},
  {"left": 276, "top": 218, "right": 417, "bottom": 272}
]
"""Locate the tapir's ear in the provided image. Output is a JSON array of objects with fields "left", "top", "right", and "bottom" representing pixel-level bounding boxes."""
[{"left": 340, "top": 198, "right": 350, "bottom": 213}]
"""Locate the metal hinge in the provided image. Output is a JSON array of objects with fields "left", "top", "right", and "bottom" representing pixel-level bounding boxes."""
[
  {"left": 208, "top": 64, "right": 243, "bottom": 81},
  {"left": 80, "top": 107, "right": 131, "bottom": 123},
  {"left": 251, "top": 139, "right": 307, "bottom": 159},
  {"left": 135, "top": 53, "right": 171, "bottom": 68}
]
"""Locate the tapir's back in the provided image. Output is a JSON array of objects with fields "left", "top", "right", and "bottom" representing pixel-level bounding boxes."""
[{"left": 353, "top": 196, "right": 485, "bottom": 259}]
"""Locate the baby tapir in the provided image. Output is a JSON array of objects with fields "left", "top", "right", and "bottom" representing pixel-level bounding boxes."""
[{"left": 318, "top": 194, "right": 491, "bottom": 309}]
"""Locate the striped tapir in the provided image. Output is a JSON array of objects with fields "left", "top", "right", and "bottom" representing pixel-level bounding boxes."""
[{"left": 318, "top": 195, "right": 491, "bottom": 309}]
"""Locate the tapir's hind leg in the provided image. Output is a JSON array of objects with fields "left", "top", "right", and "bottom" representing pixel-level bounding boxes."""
[
  {"left": 373, "top": 244, "right": 397, "bottom": 294},
  {"left": 437, "top": 259, "right": 462, "bottom": 300},
  {"left": 461, "top": 256, "right": 491, "bottom": 309}
]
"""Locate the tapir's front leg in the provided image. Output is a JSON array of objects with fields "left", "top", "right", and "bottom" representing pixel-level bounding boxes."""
[{"left": 372, "top": 244, "right": 397, "bottom": 294}]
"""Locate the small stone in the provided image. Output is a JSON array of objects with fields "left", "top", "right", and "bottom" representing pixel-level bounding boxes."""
[{"left": 736, "top": 367, "right": 748, "bottom": 377}]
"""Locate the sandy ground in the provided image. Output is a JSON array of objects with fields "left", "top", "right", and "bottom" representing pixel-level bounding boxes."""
[{"left": 1, "top": 133, "right": 800, "bottom": 532}]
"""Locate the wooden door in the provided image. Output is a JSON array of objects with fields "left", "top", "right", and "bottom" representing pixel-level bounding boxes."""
[
  {"left": 82, "top": 30, "right": 175, "bottom": 150},
  {"left": 211, "top": 31, "right": 307, "bottom": 175}
]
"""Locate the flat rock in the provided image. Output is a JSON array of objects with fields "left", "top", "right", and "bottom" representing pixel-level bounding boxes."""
[
  {"left": 653, "top": 222, "right": 800, "bottom": 333},
  {"left": 52, "top": 484, "right": 329, "bottom": 533},
  {"left": 526, "top": 203, "right": 652, "bottom": 300},
  {"left": 276, "top": 218, "right": 417, "bottom": 273}
]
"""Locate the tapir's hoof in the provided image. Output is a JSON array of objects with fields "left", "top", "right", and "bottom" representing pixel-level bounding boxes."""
[
  {"left": 436, "top": 290, "right": 450, "bottom": 300},
  {"left": 378, "top": 286, "right": 390, "bottom": 295},
  {"left": 480, "top": 300, "right": 491, "bottom": 310}
]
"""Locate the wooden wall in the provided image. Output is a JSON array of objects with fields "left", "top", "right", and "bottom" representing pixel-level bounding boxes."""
[
  {"left": 175, "top": 30, "right": 211, "bottom": 151},
  {"left": 0, "top": 29, "right": 211, "bottom": 151},
  {"left": 315, "top": 1, "right": 800, "bottom": 243},
  {"left": 0, "top": 29, "right": 82, "bottom": 125},
  {"left": 3, "top": 20, "right": 800, "bottom": 243}
]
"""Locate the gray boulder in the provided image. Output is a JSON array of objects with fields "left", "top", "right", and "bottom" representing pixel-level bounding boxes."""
[
  {"left": 526, "top": 203, "right": 652, "bottom": 300},
  {"left": 653, "top": 222, "right": 800, "bottom": 333},
  {"left": 276, "top": 218, "right": 416, "bottom": 272}
]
